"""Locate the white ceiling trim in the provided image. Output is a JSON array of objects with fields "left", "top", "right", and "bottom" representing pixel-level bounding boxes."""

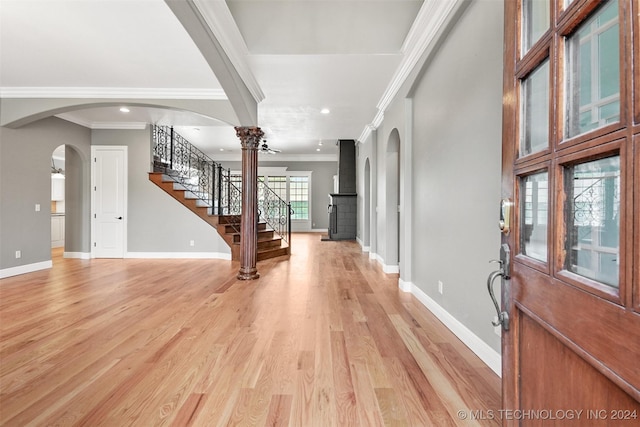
[
  {"left": 0, "top": 87, "right": 227, "bottom": 100},
  {"left": 56, "top": 113, "right": 147, "bottom": 130},
  {"left": 192, "top": 0, "right": 265, "bottom": 104},
  {"left": 357, "top": 0, "right": 465, "bottom": 143},
  {"left": 214, "top": 152, "right": 337, "bottom": 162}
]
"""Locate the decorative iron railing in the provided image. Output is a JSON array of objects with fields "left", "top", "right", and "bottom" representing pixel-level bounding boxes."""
[
  {"left": 152, "top": 125, "right": 241, "bottom": 216},
  {"left": 258, "top": 178, "right": 292, "bottom": 245},
  {"left": 151, "top": 125, "right": 291, "bottom": 246}
]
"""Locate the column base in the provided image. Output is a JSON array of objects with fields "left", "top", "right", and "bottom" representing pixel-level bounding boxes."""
[{"left": 237, "top": 268, "right": 260, "bottom": 281}]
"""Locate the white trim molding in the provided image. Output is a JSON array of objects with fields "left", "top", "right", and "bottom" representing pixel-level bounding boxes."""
[
  {"left": 63, "top": 252, "right": 91, "bottom": 259},
  {"left": 0, "top": 260, "right": 52, "bottom": 279},
  {"left": 126, "top": 252, "right": 232, "bottom": 260},
  {"left": 399, "top": 281, "right": 502, "bottom": 377},
  {"left": 0, "top": 87, "right": 227, "bottom": 100},
  {"left": 357, "top": 0, "right": 468, "bottom": 145}
]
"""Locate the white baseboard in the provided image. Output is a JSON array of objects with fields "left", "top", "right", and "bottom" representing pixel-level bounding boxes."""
[
  {"left": 369, "top": 251, "right": 377, "bottom": 260},
  {"left": 310, "top": 229, "right": 327, "bottom": 233},
  {"left": 382, "top": 263, "right": 400, "bottom": 274},
  {"left": 374, "top": 254, "right": 399, "bottom": 274},
  {"left": 398, "top": 277, "right": 412, "bottom": 292},
  {"left": 64, "top": 252, "right": 91, "bottom": 259},
  {"left": 399, "top": 280, "right": 502, "bottom": 377},
  {"left": 125, "top": 252, "right": 232, "bottom": 260},
  {"left": 356, "top": 237, "right": 370, "bottom": 253},
  {"left": 0, "top": 260, "right": 53, "bottom": 279}
]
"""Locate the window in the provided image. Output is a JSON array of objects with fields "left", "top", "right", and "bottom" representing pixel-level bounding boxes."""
[
  {"left": 564, "top": 155, "right": 620, "bottom": 288},
  {"left": 565, "top": 0, "right": 620, "bottom": 138},
  {"left": 522, "top": 0, "right": 550, "bottom": 54},
  {"left": 289, "top": 176, "right": 309, "bottom": 220},
  {"left": 520, "top": 171, "right": 549, "bottom": 262},
  {"left": 520, "top": 60, "right": 550, "bottom": 157}
]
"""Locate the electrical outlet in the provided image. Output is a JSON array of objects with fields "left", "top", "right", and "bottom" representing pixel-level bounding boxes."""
[
  {"left": 189, "top": 240, "right": 195, "bottom": 247},
  {"left": 35, "top": 204, "right": 41, "bottom": 212},
  {"left": 15, "top": 250, "right": 21, "bottom": 259},
  {"left": 438, "top": 280, "right": 444, "bottom": 295}
]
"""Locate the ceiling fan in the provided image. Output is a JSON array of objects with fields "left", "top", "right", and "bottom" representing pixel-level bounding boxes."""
[{"left": 259, "top": 140, "right": 281, "bottom": 154}]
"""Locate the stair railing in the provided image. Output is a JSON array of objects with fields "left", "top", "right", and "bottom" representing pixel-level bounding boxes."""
[
  {"left": 152, "top": 125, "right": 291, "bottom": 249},
  {"left": 152, "top": 125, "right": 241, "bottom": 216},
  {"left": 258, "top": 178, "right": 293, "bottom": 246}
]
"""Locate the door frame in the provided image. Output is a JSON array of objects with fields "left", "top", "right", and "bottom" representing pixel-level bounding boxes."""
[{"left": 91, "top": 145, "right": 128, "bottom": 258}]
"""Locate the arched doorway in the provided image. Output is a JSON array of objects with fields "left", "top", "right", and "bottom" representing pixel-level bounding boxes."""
[
  {"left": 50, "top": 143, "right": 88, "bottom": 261},
  {"left": 385, "top": 129, "right": 400, "bottom": 271}
]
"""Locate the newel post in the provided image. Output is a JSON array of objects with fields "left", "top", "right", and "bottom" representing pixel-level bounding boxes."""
[{"left": 235, "top": 126, "right": 263, "bottom": 280}]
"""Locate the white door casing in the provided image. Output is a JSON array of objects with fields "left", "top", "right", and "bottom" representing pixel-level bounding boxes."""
[{"left": 91, "top": 146, "right": 127, "bottom": 258}]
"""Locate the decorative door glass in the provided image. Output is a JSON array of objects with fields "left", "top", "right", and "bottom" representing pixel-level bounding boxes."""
[
  {"left": 520, "top": 171, "right": 549, "bottom": 262},
  {"left": 520, "top": 60, "right": 550, "bottom": 157},
  {"left": 564, "top": 155, "right": 620, "bottom": 288},
  {"left": 565, "top": 0, "right": 620, "bottom": 138}
]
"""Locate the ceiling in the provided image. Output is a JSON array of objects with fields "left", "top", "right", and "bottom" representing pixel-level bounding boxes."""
[{"left": 0, "top": 0, "right": 425, "bottom": 160}]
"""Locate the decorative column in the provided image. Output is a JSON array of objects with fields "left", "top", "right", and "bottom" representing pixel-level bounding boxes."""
[{"left": 235, "top": 126, "right": 264, "bottom": 280}]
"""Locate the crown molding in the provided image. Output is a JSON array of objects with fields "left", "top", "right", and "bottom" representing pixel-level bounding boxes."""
[
  {"left": 212, "top": 152, "right": 337, "bottom": 163},
  {"left": 357, "top": 0, "right": 466, "bottom": 144},
  {"left": 192, "top": 0, "right": 265, "bottom": 104},
  {"left": 0, "top": 87, "right": 227, "bottom": 100}
]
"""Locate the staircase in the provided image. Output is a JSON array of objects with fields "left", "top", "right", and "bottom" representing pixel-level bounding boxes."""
[{"left": 148, "top": 126, "right": 290, "bottom": 262}]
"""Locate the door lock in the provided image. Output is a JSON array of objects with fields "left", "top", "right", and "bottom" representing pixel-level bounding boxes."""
[{"left": 499, "top": 198, "right": 513, "bottom": 235}]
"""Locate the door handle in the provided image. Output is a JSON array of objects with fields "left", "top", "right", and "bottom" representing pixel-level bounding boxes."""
[
  {"left": 486, "top": 243, "right": 511, "bottom": 331},
  {"left": 487, "top": 269, "right": 509, "bottom": 331},
  {"left": 116, "top": 216, "right": 123, "bottom": 220}
]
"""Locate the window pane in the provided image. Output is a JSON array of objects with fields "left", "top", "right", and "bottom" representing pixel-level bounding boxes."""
[
  {"left": 523, "top": 0, "right": 550, "bottom": 53},
  {"left": 289, "top": 176, "right": 309, "bottom": 220},
  {"left": 520, "top": 60, "right": 550, "bottom": 156},
  {"left": 268, "top": 176, "right": 287, "bottom": 200},
  {"left": 520, "top": 172, "right": 549, "bottom": 262},
  {"left": 564, "top": 156, "right": 620, "bottom": 288},
  {"left": 566, "top": 0, "right": 620, "bottom": 138}
]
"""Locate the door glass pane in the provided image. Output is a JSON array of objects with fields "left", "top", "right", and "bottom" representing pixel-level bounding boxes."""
[
  {"left": 564, "top": 156, "right": 620, "bottom": 288},
  {"left": 565, "top": 0, "right": 620, "bottom": 138},
  {"left": 520, "top": 60, "right": 550, "bottom": 157},
  {"left": 520, "top": 171, "right": 548, "bottom": 262},
  {"left": 522, "top": 0, "right": 550, "bottom": 53}
]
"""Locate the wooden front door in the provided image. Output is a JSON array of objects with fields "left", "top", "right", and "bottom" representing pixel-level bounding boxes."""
[{"left": 501, "top": 0, "right": 640, "bottom": 425}]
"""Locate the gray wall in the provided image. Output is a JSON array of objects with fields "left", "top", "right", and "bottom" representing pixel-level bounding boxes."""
[
  {"left": 91, "top": 128, "right": 229, "bottom": 254},
  {"left": 0, "top": 117, "right": 91, "bottom": 269},
  {"left": 220, "top": 160, "right": 337, "bottom": 230},
  {"left": 410, "top": 0, "right": 504, "bottom": 350},
  {"left": 356, "top": 0, "right": 504, "bottom": 353}
]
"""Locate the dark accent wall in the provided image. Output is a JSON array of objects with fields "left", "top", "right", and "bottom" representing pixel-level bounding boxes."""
[{"left": 337, "top": 139, "right": 356, "bottom": 193}]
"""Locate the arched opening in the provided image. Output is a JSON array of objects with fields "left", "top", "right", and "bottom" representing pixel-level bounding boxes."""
[
  {"left": 50, "top": 143, "right": 88, "bottom": 262},
  {"left": 364, "top": 158, "right": 371, "bottom": 248},
  {"left": 385, "top": 129, "right": 401, "bottom": 271}
]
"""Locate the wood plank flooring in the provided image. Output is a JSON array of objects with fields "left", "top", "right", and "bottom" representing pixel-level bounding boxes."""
[{"left": 0, "top": 234, "right": 500, "bottom": 426}]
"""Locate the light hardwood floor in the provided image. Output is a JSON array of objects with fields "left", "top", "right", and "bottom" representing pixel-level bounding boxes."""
[{"left": 0, "top": 234, "right": 500, "bottom": 426}]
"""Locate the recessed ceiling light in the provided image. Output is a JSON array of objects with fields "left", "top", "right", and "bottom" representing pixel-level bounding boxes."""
[
  {"left": 320, "top": 108, "right": 330, "bottom": 114},
  {"left": 316, "top": 148, "right": 321, "bottom": 152},
  {"left": 119, "top": 107, "right": 130, "bottom": 113},
  {"left": 219, "top": 148, "right": 224, "bottom": 152}
]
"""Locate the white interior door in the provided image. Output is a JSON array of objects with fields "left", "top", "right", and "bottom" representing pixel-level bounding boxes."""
[{"left": 92, "top": 146, "right": 127, "bottom": 258}]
